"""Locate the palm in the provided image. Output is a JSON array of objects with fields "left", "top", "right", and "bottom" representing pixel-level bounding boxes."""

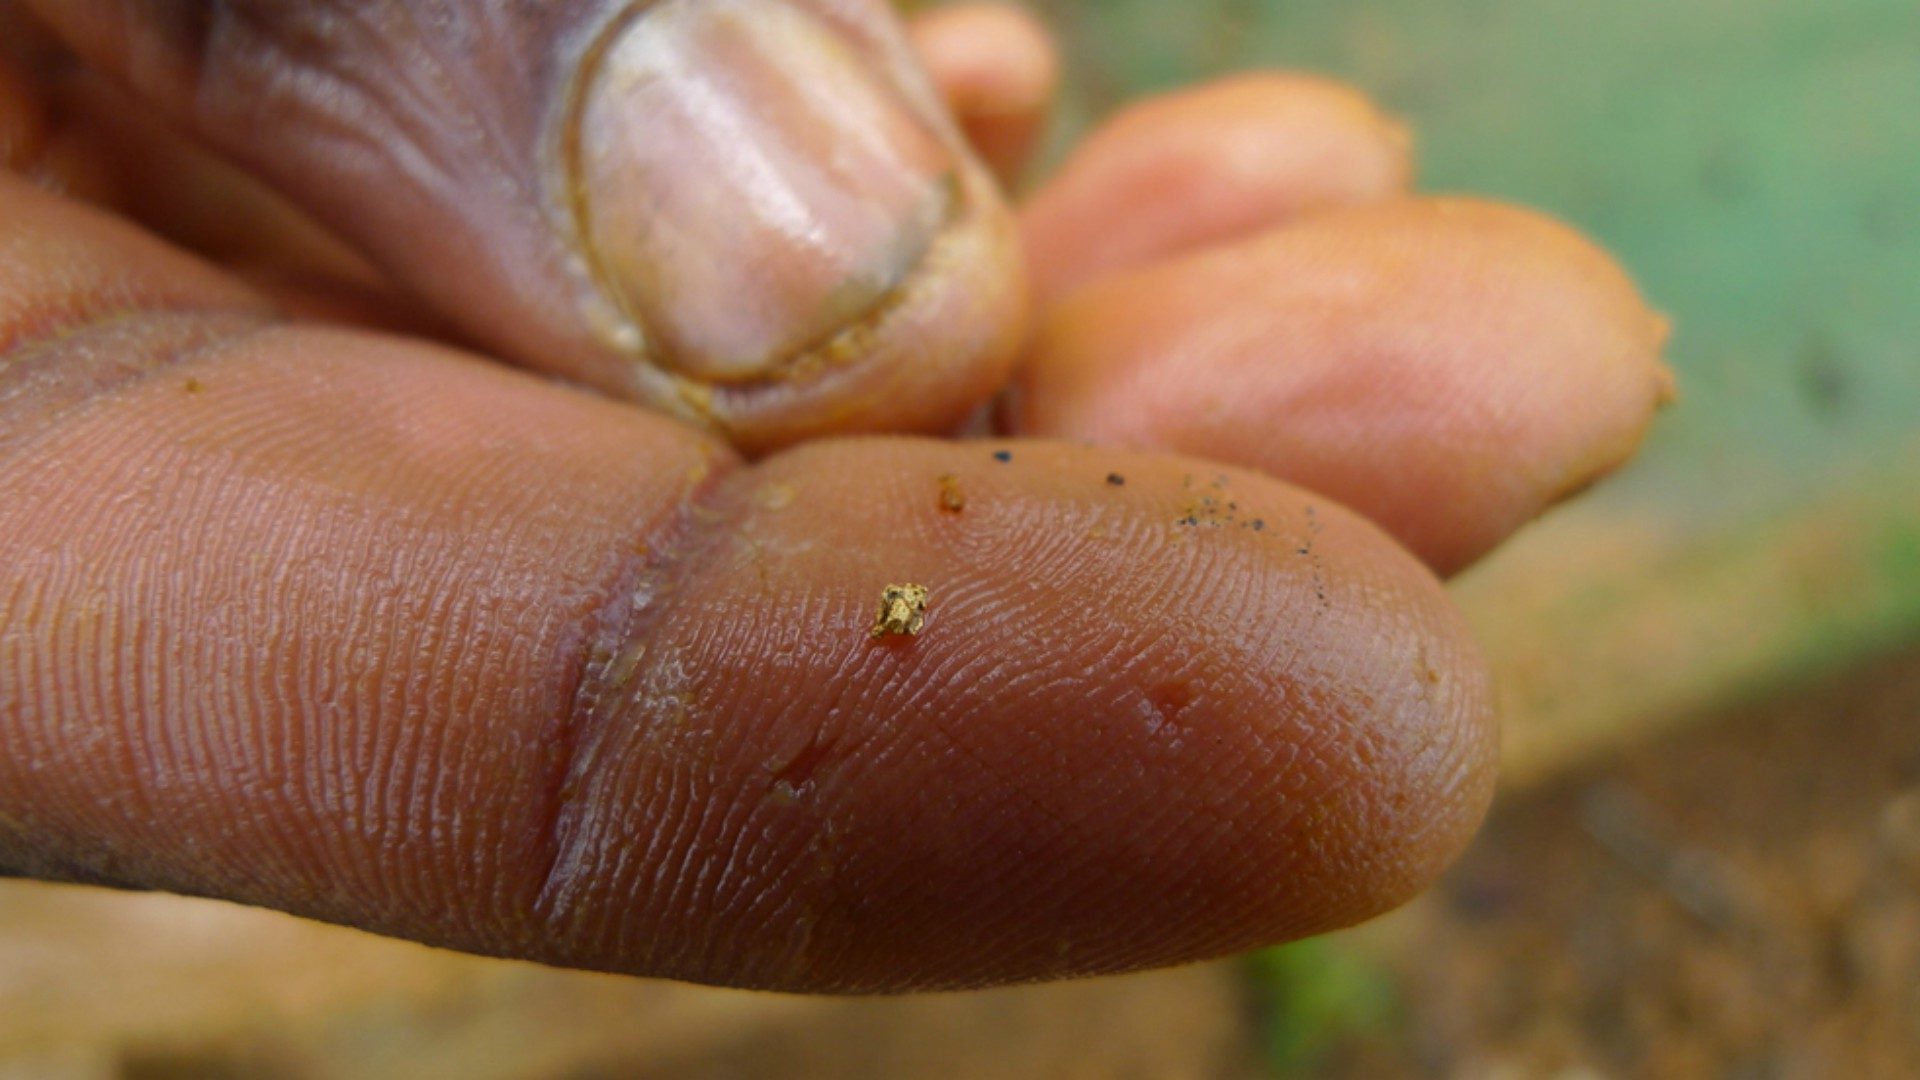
[{"left": 0, "top": 1, "right": 1666, "bottom": 992}]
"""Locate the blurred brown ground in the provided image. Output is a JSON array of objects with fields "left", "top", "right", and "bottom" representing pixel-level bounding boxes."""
[{"left": 1320, "top": 647, "right": 1920, "bottom": 1078}]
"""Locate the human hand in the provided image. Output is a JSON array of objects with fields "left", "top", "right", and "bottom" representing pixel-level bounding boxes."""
[{"left": 0, "top": 1, "right": 1671, "bottom": 991}]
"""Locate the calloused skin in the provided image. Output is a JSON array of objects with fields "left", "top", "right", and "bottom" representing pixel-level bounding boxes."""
[{"left": 0, "top": 2, "right": 1670, "bottom": 992}]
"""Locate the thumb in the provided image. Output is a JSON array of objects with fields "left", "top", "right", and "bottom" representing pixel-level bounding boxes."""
[{"left": 23, "top": 0, "right": 1027, "bottom": 452}]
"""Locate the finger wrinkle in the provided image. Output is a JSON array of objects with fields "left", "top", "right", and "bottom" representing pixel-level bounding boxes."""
[{"left": 530, "top": 447, "right": 742, "bottom": 928}]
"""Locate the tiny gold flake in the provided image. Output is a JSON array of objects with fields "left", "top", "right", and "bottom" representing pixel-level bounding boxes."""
[
  {"left": 938, "top": 474, "right": 966, "bottom": 513},
  {"left": 870, "top": 583, "right": 929, "bottom": 639}
]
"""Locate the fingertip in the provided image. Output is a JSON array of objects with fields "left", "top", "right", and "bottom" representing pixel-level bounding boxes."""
[
  {"left": 909, "top": 2, "right": 1061, "bottom": 184},
  {"left": 1017, "top": 196, "right": 1673, "bottom": 574},
  {"left": 545, "top": 439, "right": 1497, "bottom": 989},
  {"left": 1021, "top": 72, "right": 1415, "bottom": 302}
]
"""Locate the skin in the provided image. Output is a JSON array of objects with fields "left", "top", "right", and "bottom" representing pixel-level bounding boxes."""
[
  {"left": 0, "top": 2, "right": 1669, "bottom": 992},
  {"left": 1019, "top": 74, "right": 1415, "bottom": 304},
  {"left": 20, "top": 0, "right": 1033, "bottom": 451},
  {"left": 907, "top": 3, "right": 1058, "bottom": 185},
  {"left": 1014, "top": 197, "right": 1677, "bottom": 574}
]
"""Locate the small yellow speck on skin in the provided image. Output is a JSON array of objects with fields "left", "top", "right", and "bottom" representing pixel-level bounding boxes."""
[
  {"left": 871, "top": 583, "right": 930, "bottom": 639},
  {"left": 937, "top": 474, "right": 966, "bottom": 513}
]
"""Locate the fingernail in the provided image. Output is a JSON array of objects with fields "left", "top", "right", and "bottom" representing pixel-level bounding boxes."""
[{"left": 574, "top": 0, "right": 956, "bottom": 383}]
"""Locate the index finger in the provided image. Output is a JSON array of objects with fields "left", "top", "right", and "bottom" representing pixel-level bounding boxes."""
[{"left": 0, "top": 173, "right": 1495, "bottom": 992}]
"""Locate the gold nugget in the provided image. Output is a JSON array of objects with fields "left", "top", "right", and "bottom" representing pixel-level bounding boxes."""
[
  {"left": 871, "top": 583, "right": 930, "bottom": 639},
  {"left": 937, "top": 473, "right": 966, "bottom": 513}
]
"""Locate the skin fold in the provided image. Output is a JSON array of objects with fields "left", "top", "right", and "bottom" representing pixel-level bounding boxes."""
[{"left": 0, "top": 2, "right": 1670, "bottom": 991}]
